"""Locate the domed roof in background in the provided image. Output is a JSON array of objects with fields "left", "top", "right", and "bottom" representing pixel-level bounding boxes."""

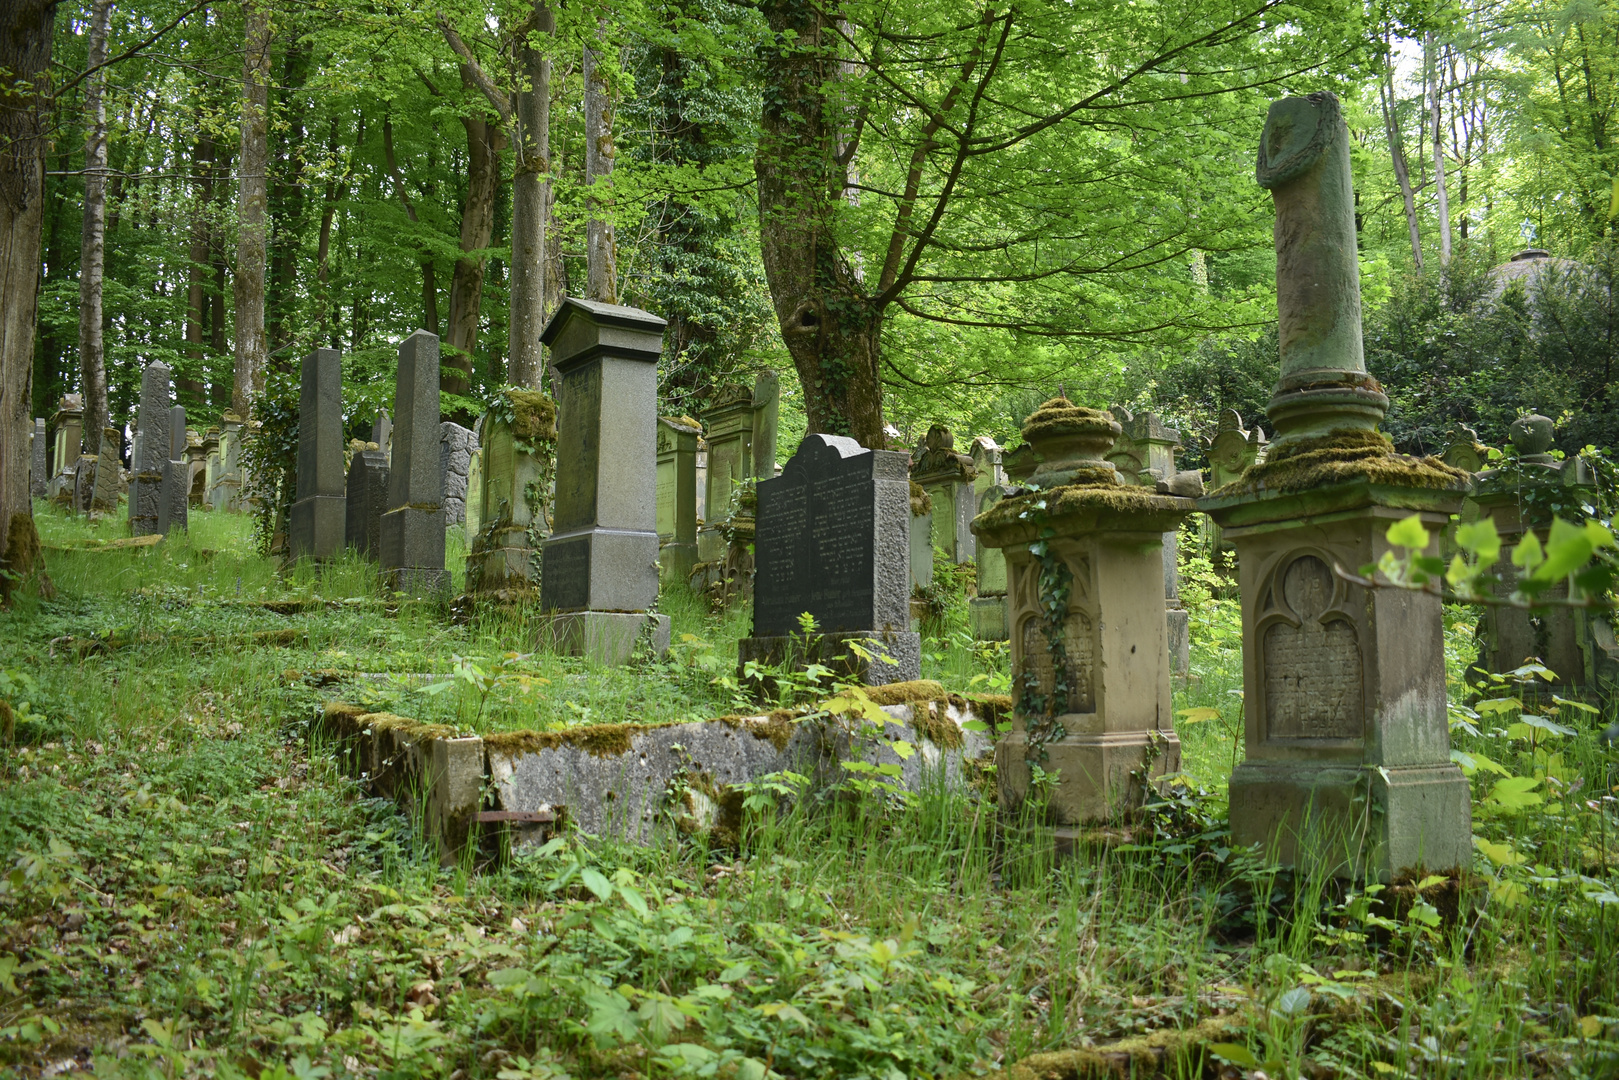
[{"left": 1486, "top": 248, "right": 1585, "bottom": 298}]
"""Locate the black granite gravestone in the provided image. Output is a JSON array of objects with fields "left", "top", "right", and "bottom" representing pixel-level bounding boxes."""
[
  {"left": 345, "top": 449, "right": 389, "bottom": 560},
  {"left": 290, "top": 347, "right": 346, "bottom": 559},
  {"left": 741, "top": 434, "right": 919, "bottom": 684}
]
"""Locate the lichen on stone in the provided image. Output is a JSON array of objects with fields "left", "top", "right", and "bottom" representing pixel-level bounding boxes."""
[
  {"left": 976, "top": 483, "right": 1177, "bottom": 533},
  {"left": 1020, "top": 398, "right": 1119, "bottom": 441},
  {"left": 909, "top": 481, "right": 933, "bottom": 517},
  {"left": 909, "top": 701, "right": 964, "bottom": 749},
  {"left": 505, "top": 389, "right": 557, "bottom": 445},
  {"left": 1214, "top": 427, "right": 1471, "bottom": 497},
  {"left": 863, "top": 679, "right": 949, "bottom": 706},
  {"left": 485, "top": 720, "right": 671, "bottom": 758}
]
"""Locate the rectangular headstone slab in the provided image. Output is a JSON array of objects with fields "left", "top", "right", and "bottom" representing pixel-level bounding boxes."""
[
  {"left": 290, "top": 347, "right": 346, "bottom": 560},
  {"left": 656, "top": 417, "right": 700, "bottom": 584},
  {"left": 745, "top": 433, "right": 919, "bottom": 684},
  {"left": 129, "top": 362, "right": 172, "bottom": 536},
  {"left": 91, "top": 428, "right": 121, "bottom": 514},
  {"left": 73, "top": 454, "right": 98, "bottom": 515},
  {"left": 379, "top": 332, "right": 447, "bottom": 595},
  {"left": 30, "top": 418, "right": 46, "bottom": 498},
  {"left": 158, "top": 458, "right": 189, "bottom": 535},
  {"left": 345, "top": 450, "right": 389, "bottom": 560},
  {"left": 539, "top": 298, "right": 664, "bottom": 624},
  {"left": 50, "top": 397, "right": 83, "bottom": 479},
  {"left": 440, "top": 421, "right": 475, "bottom": 526}
]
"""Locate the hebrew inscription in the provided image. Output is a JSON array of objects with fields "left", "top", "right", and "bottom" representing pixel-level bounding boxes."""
[
  {"left": 1019, "top": 610, "right": 1096, "bottom": 713},
  {"left": 1263, "top": 555, "right": 1363, "bottom": 740}
]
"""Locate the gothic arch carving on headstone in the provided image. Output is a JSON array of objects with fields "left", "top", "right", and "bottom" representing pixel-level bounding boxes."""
[
  {"left": 1011, "top": 550, "right": 1096, "bottom": 714},
  {"left": 1258, "top": 553, "right": 1364, "bottom": 741}
]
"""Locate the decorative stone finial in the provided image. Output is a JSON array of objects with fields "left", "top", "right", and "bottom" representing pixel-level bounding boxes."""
[
  {"left": 1020, "top": 398, "right": 1121, "bottom": 489},
  {"left": 1507, "top": 414, "right": 1555, "bottom": 461},
  {"left": 1257, "top": 93, "right": 1387, "bottom": 441}
]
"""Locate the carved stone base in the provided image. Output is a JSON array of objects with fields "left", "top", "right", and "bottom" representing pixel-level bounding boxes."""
[
  {"left": 382, "top": 566, "right": 452, "bottom": 599},
  {"left": 1229, "top": 760, "right": 1472, "bottom": 878},
  {"left": 467, "top": 541, "right": 537, "bottom": 593},
  {"left": 996, "top": 727, "right": 1180, "bottom": 825}
]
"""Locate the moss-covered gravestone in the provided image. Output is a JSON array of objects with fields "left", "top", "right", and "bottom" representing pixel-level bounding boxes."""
[
  {"left": 969, "top": 437, "right": 1009, "bottom": 641},
  {"left": 49, "top": 395, "right": 83, "bottom": 498},
  {"left": 912, "top": 425, "right": 977, "bottom": 567},
  {"left": 656, "top": 416, "right": 701, "bottom": 584},
  {"left": 973, "top": 400, "right": 1195, "bottom": 834},
  {"left": 1199, "top": 93, "right": 1473, "bottom": 879},
  {"left": 539, "top": 298, "right": 670, "bottom": 662},
  {"left": 30, "top": 419, "right": 46, "bottom": 499},
  {"left": 467, "top": 390, "right": 557, "bottom": 593}
]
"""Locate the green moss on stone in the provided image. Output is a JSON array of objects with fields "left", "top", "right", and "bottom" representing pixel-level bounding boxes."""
[
  {"left": 505, "top": 389, "right": 557, "bottom": 445},
  {"left": 863, "top": 679, "right": 949, "bottom": 706},
  {"left": 910, "top": 481, "right": 933, "bottom": 517},
  {"left": 484, "top": 720, "right": 672, "bottom": 758},
  {"left": 999, "top": 1014, "right": 1244, "bottom": 1080},
  {"left": 976, "top": 483, "right": 1173, "bottom": 532},
  {"left": 1020, "top": 398, "right": 1118, "bottom": 441},
  {"left": 1215, "top": 428, "right": 1470, "bottom": 497}
]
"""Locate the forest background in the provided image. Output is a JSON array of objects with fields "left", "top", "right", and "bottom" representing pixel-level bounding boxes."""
[{"left": 13, "top": 0, "right": 1619, "bottom": 479}]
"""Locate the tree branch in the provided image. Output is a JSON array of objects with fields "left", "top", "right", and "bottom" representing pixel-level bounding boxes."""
[
  {"left": 437, "top": 12, "right": 513, "bottom": 125},
  {"left": 55, "top": 0, "right": 211, "bottom": 98}
]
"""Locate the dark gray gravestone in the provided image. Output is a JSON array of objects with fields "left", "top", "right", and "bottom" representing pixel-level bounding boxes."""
[
  {"left": 91, "top": 428, "right": 121, "bottom": 514},
  {"left": 158, "top": 406, "right": 188, "bottom": 535},
  {"left": 290, "top": 347, "right": 346, "bottom": 560},
  {"left": 129, "top": 362, "right": 172, "bottom": 536},
  {"left": 741, "top": 434, "right": 919, "bottom": 684},
  {"left": 440, "top": 421, "right": 475, "bottom": 526},
  {"left": 538, "top": 298, "right": 669, "bottom": 662},
  {"left": 372, "top": 411, "right": 392, "bottom": 465},
  {"left": 30, "top": 418, "right": 46, "bottom": 498},
  {"left": 345, "top": 449, "right": 389, "bottom": 560},
  {"left": 73, "top": 454, "right": 98, "bottom": 514},
  {"left": 379, "top": 332, "right": 449, "bottom": 596}
]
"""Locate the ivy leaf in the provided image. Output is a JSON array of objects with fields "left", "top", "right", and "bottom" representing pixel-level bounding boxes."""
[
  {"left": 1385, "top": 515, "right": 1430, "bottom": 551},
  {"left": 1454, "top": 518, "right": 1501, "bottom": 565}
]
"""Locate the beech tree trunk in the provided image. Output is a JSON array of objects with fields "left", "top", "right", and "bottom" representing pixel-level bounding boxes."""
[
  {"left": 1428, "top": 34, "right": 1452, "bottom": 268},
  {"left": 509, "top": 1, "right": 552, "bottom": 388},
  {"left": 1380, "top": 62, "right": 1424, "bottom": 273},
  {"left": 182, "top": 131, "right": 213, "bottom": 408},
  {"left": 755, "top": 0, "right": 885, "bottom": 446},
  {"left": 584, "top": 35, "right": 616, "bottom": 303},
  {"left": 76, "top": 0, "right": 113, "bottom": 453},
  {"left": 444, "top": 69, "right": 506, "bottom": 400},
  {"left": 232, "top": 0, "right": 271, "bottom": 418},
  {"left": 1, "top": 0, "right": 55, "bottom": 598}
]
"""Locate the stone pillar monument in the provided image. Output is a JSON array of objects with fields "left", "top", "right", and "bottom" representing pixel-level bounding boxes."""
[
  {"left": 379, "top": 332, "right": 450, "bottom": 596},
  {"left": 129, "top": 364, "right": 172, "bottom": 536},
  {"left": 185, "top": 431, "right": 208, "bottom": 505},
  {"left": 539, "top": 298, "right": 671, "bottom": 661},
  {"left": 656, "top": 416, "right": 702, "bottom": 584},
  {"left": 1198, "top": 93, "right": 1473, "bottom": 879},
  {"left": 466, "top": 389, "right": 556, "bottom": 593},
  {"left": 289, "top": 348, "right": 346, "bottom": 559},
  {"left": 752, "top": 372, "right": 780, "bottom": 480},
  {"left": 30, "top": 418, "right": 46, "bottom": 498},
  {"left": 210, "top": 412, "right": 246, "bottom": 512},
  {"left": 973, "top": 399, "right": 1195, "bottom": 836},
  {"left": 49, "top": 395, "right": 84, "bottom": 500},
  {"left": 698, "top": 384, "right": 759, "bottom": 565},
  {"left": 911, "top": 425, "right": 977, "bottom": 565},
  {"left": 968, "top": 437, "right": 1010, "bottom": 640},
  {"left": 157, "top": 405, "right": 189, "bottom": 535}
]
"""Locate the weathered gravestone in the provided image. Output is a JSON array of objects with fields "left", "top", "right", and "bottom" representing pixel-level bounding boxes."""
[
  {"left": 1471, "top": 413, "right": 1618, "bottom": 695},
  {"left": 656, "top": 416, "right": 701, "bottom": 584},
  {"left": 911, "top": 424, "right": 977, "bottom": 566},
  {"left": 466, "top": 390, "right": 556, "bottom": 592},
  {"left": 49, "top": 395, "right": 84, "bottom": 503},
  {"left": 91, "top": 428, "right": 122, "bottom": 514},
  {"left": 441, "top": 421, "right": 476, "bottom": 527},
  {"left": 973, "top": 400, "right": 1195, "bottom": 834},
  {"left": 968, "top": 438, "right": 1010, "bottom": 640},
  {"left": 373, "top": 411, "right": 393, "bottom": 465},
  {"left": 30, "top": 419, "right": 47, "bottom": 498},
  {"left": 1198, "top": 92, "right": 1473, "bottom": 879},
  {"left": 740, "top": 434, "right": 920, "bottom": 685},
  {"left": 290, "top": 348, "right": 346, "bottom": 560},
  {"left": 158, "top": 406, "right": 189, "bottom": 535},
  {"left": 73, "top": 453, "right": 98, "bottom": 514},
  {"left": 129, "top": 364, "right": 172, "bottom": 536},
  {"left": 209, "top": 412, "right": 246, "bottom": 512},
  {"left": 539, "top": 298, "right": 670, "bottom": 661},
  {"left": 345, "top": 445, "right": 389, "bottom": 561},
  {"left": 696, "top": 374, "right": 780, "bottom": 568},
  {"left": 185, "top": 431, "right": 208, "bottom": 505},
  {"left": 379, "top": 332, "right": 450, "bottom": 596}
]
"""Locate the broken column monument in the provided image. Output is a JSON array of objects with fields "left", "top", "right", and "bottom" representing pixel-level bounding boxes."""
[
  {"left": 129, "top": 364, "right": 172, "bottom": 536},
  {"left": 973, "top": 399, "right": 1195, "bottom": 835},
  {"left": 741, "top": 434, "right": 921, "bottom": 685},
  {"left": 290, "top": 347, "right": 346, "bottom": 560},
  {"left": 1198, "top": 92, "right": 1473, "bottom": 878},
  {"left": 379, "top": 331, "right": 450, "bottom": 597},
  {"left": 539, "top": 298, "right": 670, "bottom": 661}
]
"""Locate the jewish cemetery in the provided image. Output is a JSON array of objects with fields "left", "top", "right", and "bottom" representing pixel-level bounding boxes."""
[{"left": 3, "top": 2, "right": 1619, "bottom": 1072}]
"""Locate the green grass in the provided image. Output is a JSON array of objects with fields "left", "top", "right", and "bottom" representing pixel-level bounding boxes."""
[{"left": 0, "top": 502, "right": 1616, "bottom": 1078}]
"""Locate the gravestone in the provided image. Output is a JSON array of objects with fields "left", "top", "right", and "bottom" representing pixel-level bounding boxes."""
[
  {"left": 911, "top": 424, "right": 977, "bottom": 565},
  {"left": 49, "top": 395, "right": 84, "bottom": 502},
  {"left": 185, "top": 431, "right": 208, "bottom": 505},
  {"left": 696, "top": 373, "right": 780, "bottom": 571},
  {"left": 289, "top": 348, "right": 346, "bottom": 560},
  {"left": 656, "top": 416, "right": 701, "bottom": 584},
  {"left": 345, "top": 447, "right": 389, "bottom": 561},
  {"left": 91, "top": 428, "right": 122, "bottom": 514},
  {"left": 1198, "top": 93, "right": 1472, "bottom": 879},
  {"left": 967, "top": 438, "right": 1009, "bottom": 638},
  {"left": 202, "top": 429, "right": 222, "bottom": 509},
  {"left": 129, "top": 363, "right": 172, "bottom": 536},
  {"left": 465, "top": 441, "right": 483, "bottom": 538},
  {"left": 379, "top": 332, "right": 450, "bottom": 596},
  {"left": 539, "top": 298, "right": 670, "bottom": 661},
  {"left": 73, "top": 454, "right": 98, "bottom": 514},
  {"left": 973, "top": 400, "right": 1195, "bottom": 832},
  {"left": 740, "top": 434, "right": 920, "bottom": 685},
  {"left": 441, "top": 421, "right": 476, "bottom": 526},
  {"left": 158, "top": 405, "right": 189, "bottom": 535},
  {"left": 466, "top": 389, "right": 556, "bottom": 592},
  {"left": 908, "top": 483, "right": 933, "bottom": 590},
  {"left": 30, "top": 418, "right": 46, "bottom": 498},
  {"left": 373, "top": 411, "right": 393, "bottom": 465},
  {"left": 209, "top": 412, "right": 246, "bottom": 512}
]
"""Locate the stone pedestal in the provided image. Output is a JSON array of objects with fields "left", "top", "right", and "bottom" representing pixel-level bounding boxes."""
[
  {"left": 741, "top": 434, "right": 920, "bottom": 685},
  {"left": 467, "top": 389, "right": 555, "bottom": 593},
  {"left": 380, "top": 332, "right": 449, "bottom": 597},
  {"left": 538, "top": 298, "right": 667, "bottom": 661},
  {"left": 130, "top": 364, "right": 172, "bottom": 536},
  {"left": 49, "top": 396, "right": 84, "bottom": 502},
  {"left": 545, "top": 611, "right": 672, "bottom": 666},
  {"left": 975, "top": 400, "right": 1194, "bottom": 832},
  {"left": 1198, "top": 92, "right": 1473, "bottom": 879},
  {"left": 290, "top": 348, "right": 346, "bottom": 560},
  {"left": 656, "top": 416, "right": 701, "bottom": 584}
]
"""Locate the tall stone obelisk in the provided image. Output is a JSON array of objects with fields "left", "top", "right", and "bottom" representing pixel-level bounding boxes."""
[{"left": 1199, "top": 93, "right": 1473, "bottom": 880}]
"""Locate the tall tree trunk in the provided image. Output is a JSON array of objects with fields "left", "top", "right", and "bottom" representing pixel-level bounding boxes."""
[
  {"left": 232, "top": 0, "right": 271, "bottom": 418},
  {"left": 1380, "top": 62, "right": 1424, "bottom": 273},
  {"left": 182, "top": 130, "right": 214, "bottom": 409},
  {"left": 755, "top": 0, "right": 885, "bottom": 445},
  {"left": 1428, "top": 33, "right": 1452, "bottom": 268},
  {"left": 76, "top": 0, "right": 113, "bottom": 454},
  {"left": 445, "top": 73, "right": 506, "bottom": 399},
  {"left": 509, "top": 0, "right": 552, "bottom": 388},
  {"left": 583, "top": 33, "right": 616, "bottom": 302},
  {"left": 267, "top": 36, "right": 308, "bottom": 360},
  {"left": 0, "top": 0, "right": 55, "bottom": 600},
  {"left": 383, "top": 115, "right": 439, "bottom": 336}
]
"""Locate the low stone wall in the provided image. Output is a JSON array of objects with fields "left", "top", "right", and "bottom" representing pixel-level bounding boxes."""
[{"left": 316, "top": 682, "right": 1009, "bottom": 862}]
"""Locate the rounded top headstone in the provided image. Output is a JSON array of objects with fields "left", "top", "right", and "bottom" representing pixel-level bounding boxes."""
[{"left": 1508, "top": 413, "right": 1555, "bottom": 458}]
